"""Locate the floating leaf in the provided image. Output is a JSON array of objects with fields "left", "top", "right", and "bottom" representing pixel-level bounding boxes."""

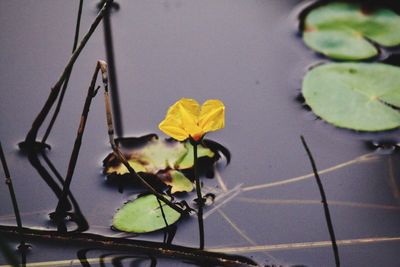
[
  {"left": 163, "top": 170, "right": 193, "bottom": 194},
  {"left": 113, "top": 194, "right": 181, "bottom": 233},
  {"left": 103, "top": 135, "right": 222, "bottom": 193},
  {"left": 303, "top": 2, "right": 400, "bottom": 60},
  {"left": 175, "top": 142, "right": 215, "bottom": 169},
  {"left": 104, "top": 158, "right": 147, "bottom": 175},
  {"left": 103, "top": 136, "right": 187, "bottom": 176},
  {"left": 302, "top": 62, "right": 400, "bottom": 131}
]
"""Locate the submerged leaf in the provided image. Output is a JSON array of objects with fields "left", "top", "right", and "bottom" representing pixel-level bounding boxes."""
[
  {"left": 113, "top": 194, "right": 181, "bottom": 233},
  {"left": 105, "top": 158, "right": 147, "bottom": 175},
  {"left": 303, "top": 2, "right": 400, "bottom": 60},
  {"left": 163, "top": 170, "right": 194, "bottom": 194},
  {"left": 302, "top": 62, "right": 400, "bottom": 131}
]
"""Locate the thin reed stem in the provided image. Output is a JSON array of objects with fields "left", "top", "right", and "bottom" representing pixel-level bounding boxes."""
[
  {"left": 22, "top": 0, "right": 113, "bottom": 150},
  {"left": 300, "top": 135, "right": 340, "bottom": 267},
  {"left": 0, "top": 142, "right": 27, "bottom": 253},
  {"left": 53, "top": 60, "right": 185, "bottom": 220},
  {"left": 41, "top": 0, "right": 84, "bottom": 144},
  {"left": 54, "top": 63, "right": 101, "bottom": 229},
  {"left": 100, "top": 0, "right": 123, "bottom": 137}
]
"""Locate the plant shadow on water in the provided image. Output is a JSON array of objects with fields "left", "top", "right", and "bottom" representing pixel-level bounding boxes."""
[{"left": 2, "top": 0, "right": 400, "bottom": 266}]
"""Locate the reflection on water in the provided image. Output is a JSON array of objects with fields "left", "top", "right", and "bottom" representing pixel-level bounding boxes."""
[{"left": 1, "top": 0, "right": 400, "bottom": 266}]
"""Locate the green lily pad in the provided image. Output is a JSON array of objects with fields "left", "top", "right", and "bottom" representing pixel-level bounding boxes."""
[
  {"left": 113, "top": 194, "right": 181, "bottom": 233},
  {"left": 175, "top": 142, "right": 215, "bottom": 169},
  {"left": 302, "top": 62, "right": 400, "bottom": 131},
  {"left": 303, "top": 2, "right": 400, "bottom": 60}
]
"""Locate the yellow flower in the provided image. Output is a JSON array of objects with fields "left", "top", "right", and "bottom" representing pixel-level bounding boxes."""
[{"left": 159, "top": 98, "right": 225, "bottom": 141}]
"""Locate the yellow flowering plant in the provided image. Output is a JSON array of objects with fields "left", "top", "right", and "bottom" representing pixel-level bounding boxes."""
[
  {"left": 159, "top": 98, "right": 225, "bottom": 142},
  {"left": 159, "top": 98, "right": 225, "bottom": 249}
]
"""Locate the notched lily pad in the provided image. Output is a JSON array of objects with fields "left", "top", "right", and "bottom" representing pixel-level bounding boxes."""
[
  {"left": 302, "top": 2, "right": 400, "bottom": 60},
  {"left": 113, "top": 194, "right": 181, "bottom": 233},
  {"left": 103, "top": 135, "right": 227, "bottom": 193},
  {"left": 302, "top": 62, "right": 400, "bottom": 131}
]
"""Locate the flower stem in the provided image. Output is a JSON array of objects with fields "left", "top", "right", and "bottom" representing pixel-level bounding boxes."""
[{"left": 193, "top": 142, "right": 205, "bottom": 250}]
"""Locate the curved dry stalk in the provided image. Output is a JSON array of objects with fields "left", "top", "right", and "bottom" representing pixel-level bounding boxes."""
[{"left": 53, "top": 61, "right": 186, "bottom": 230}]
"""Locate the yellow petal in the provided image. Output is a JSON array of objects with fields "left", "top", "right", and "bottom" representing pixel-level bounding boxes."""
[
  {"left": 199, "top": 99, "right": 225, "bottom": 133},
  {"left": 177, "top": 102, "right": 204, "bottom": 139},
  {"left": 165, "top": 98, "right": 202, "bottom": 139},
  {"left": 166, "top": 98, "right": 200, "bottom": 122},
  {"left": 159, "top": 117, "right": 188, "bottom": 141},
  {"left": 182, "top": 122, "right": 204, "bottom": 141},
  {"left": 160, "top": 98, "right": 200, "bottom": 140}
]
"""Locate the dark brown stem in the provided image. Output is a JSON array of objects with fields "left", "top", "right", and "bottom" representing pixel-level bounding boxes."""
[
  {"left": 54, "top": 63, "right": 101, "bottom": 225},
  {"left": 41, "top": 0, "right": 84, "bottom": 144},
  {"left": 0, "top": 142, "right": 26, "bottom": 249},
  {"left": 0, "top": 225, "right": 257, "bottom": 266},
  {"left": 300, "top": 135, "right": 340, "bottom": 267},
  {"left": 22, "top": 0, "right": 113, "bottom": 149},
  {"left": 193, "top": 142, "right": 205, "bottom": 249}
]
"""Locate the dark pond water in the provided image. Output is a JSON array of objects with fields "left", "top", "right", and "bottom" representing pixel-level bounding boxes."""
[{"left": 1, "top": 0, "right": 400, "bottom": 266}]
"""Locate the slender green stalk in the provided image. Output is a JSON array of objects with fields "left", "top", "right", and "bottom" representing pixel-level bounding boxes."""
[
  {"left": 0, "top": 142, "right": 25, "bottom": 248},
  {"left": 300, "top": 135, "right": 340, "bottom": 267},
  {"left": 193, "top": 142, "right": 205, "bottom": 249}
]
